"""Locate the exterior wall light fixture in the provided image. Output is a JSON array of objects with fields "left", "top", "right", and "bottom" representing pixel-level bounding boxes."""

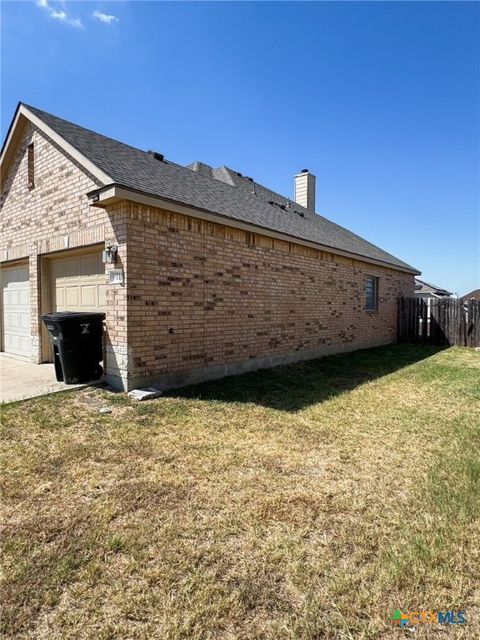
[{"left": 102, "top": 243, "right": 118, "bottom": 264}]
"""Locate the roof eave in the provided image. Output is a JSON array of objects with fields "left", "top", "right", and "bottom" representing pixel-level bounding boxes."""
[{"left": 88, "top": 183, "right": 421, "bottom": 276}]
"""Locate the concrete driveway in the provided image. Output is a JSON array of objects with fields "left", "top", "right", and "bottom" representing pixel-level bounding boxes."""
[{"left": 0, "top": 354, "right": 84, "bottom": 403}]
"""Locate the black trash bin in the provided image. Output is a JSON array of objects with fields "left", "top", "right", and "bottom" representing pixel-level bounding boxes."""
[{"left": 42, "top": 312, "right": 106, "bottom": 384}]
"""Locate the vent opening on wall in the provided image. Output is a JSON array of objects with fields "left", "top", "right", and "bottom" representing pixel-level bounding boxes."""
[{"left": 27, "top": 142, "right": 35, "bottom": 189}]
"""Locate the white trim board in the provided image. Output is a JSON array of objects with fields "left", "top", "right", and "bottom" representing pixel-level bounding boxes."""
[{"left": 91, "top": 185, "right": 420, "bottom": 276}]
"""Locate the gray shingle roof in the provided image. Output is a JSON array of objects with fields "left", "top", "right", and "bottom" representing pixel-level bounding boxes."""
[
  {"left": 24, "top": 103, "right": 418, "bottom": 273},
  {"left": 414, "top": 278, "right": 451, "bottom": 296}
]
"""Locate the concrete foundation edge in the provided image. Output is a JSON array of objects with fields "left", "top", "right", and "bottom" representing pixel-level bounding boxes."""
[{"left": 104, "top": 335, "right": 396, "bottom": 392}]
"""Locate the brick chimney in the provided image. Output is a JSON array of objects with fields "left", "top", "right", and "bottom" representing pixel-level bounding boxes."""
[{"left": 294, "top": 169, "right": 316, "bottom": 211}]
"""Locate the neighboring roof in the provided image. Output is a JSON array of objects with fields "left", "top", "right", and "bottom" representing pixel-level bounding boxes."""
[
  {"left": 414, "top": 278, "right": 452, "bottom": 297},
  {"left": 460, "top": 289, "right": 480, "bottom": 301},
  {"left": 2, "top": 103, "right": 419, "bottom": 274}
]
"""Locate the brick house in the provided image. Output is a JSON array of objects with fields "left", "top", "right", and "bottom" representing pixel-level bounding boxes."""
[{"left": 0, "top": 103, "right": 419, "bottom": 391}]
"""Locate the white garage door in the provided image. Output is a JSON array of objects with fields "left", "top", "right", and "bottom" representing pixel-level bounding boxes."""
[
  {"left": 51, "top": 252, "right": 106, "bottom": 312},
  {"left": 1, "top": 264, "right": 31, "bottom": 357}
]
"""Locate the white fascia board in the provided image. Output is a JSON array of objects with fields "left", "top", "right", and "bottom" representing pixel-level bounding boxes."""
[{"left": 91, "top": 185, "right": 420, "bottom": 276}]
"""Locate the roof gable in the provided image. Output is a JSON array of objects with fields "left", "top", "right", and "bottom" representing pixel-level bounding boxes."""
[{"left": 0, "top": 103, "right": 112, "bottom": 187}]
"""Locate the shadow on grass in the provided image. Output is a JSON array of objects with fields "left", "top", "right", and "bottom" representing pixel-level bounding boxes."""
[{"left": 169, "top": 343, "right": 446, "bottom": 412}]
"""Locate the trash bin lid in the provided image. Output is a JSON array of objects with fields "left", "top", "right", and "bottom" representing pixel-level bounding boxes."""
[{"left": 42, "top": 311, "right": 106, "bottom": 322}]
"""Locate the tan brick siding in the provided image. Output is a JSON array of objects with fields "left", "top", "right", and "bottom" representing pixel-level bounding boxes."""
[
  {"left": 0, "top": 124, "right": 128, "bottom": 369},
  {"left": 124, "top": 203, "right": 414, "bottom": 384}
]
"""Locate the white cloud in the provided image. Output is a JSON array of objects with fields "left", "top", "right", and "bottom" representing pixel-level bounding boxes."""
[
  {"left": 36, "top": 0, "right": 83, "bottom": 28},
  {"left": 69, "top": 18, "right": 83, "bottom": 29},
  {"left": 50, "top": 9, "right": 67, "bottom": 21},
  {"left": 93, "top": 10, "right": 119, "bottom": 25}
]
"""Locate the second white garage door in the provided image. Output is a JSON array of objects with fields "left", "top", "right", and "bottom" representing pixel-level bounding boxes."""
[
  {"left": 51, "top": 252, "right": 106, "bottom": 312},
  {"left": 1, "top": 263, "right": 31, "bottom": 358}
]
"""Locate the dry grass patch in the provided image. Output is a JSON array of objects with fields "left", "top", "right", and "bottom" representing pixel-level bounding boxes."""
[{"left": 1, "top": 344, "right": 479, "bottom": 639}]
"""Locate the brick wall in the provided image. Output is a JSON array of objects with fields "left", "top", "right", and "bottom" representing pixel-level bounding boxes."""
[
  {"left": 122, "top": 202, "right": 414, "bottom": 388},
  {"left": 0, "top": 124, "right": 128, "bottom": 371},
  {"left": 1, "top": 123, "right": 104, "bottom": 250}
]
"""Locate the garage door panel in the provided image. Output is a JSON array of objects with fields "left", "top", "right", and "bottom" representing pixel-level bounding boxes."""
[
  {"left": 98, "top": 284, "right": 106, "bottom": 308},
  {"left": 65, "top": 258, "right": 81, "bottom": 278},
  {"left": 81, "top": 254, "right": 102, "bottom": 277},
  {"left": 55, "top": 287, "right": 64, "bottom": 308},
  {"left": 80, "top": 284, "right": 97, "bottom": 308},
  {"left": 65, "top": 286, "right": 80, "bottom": 307},
  {"left": 51, "top": 251, "right": 105, "bottom": 313},
  {"left": 3, "top": 268, "right": 28, "bottom": 285},
  {"left": 19, "top": 312, "right": 30, "bottom": 331},
  {"left": 2, "top": 264, "right": 31, "bottom": 358},
  {"left": 52, "top": 261, "right": 65, "bottom": 280},
  {"left": 5, "top": 333, "right": 31, "bottom": 356}
]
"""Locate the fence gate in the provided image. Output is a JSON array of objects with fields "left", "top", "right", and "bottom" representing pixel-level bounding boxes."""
[{"left": 398, "top": 298, "right": 480, "bottom": 347}]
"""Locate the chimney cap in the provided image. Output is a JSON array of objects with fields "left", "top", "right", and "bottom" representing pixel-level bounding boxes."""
[{"left": 301, "top": 168, "right": 309, "bottom": 173}]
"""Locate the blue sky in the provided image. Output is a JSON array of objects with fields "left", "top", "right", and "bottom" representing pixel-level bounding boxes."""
[{"left": 2, "top": 1, "right": 479, "bottom": 295}]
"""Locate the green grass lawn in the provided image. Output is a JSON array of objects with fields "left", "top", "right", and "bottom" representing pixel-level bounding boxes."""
[{"left": 1, "top": 344, "right": 479, "bottom": 639}]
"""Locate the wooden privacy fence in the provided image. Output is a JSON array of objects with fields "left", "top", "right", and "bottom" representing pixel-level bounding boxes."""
[{"left": 398, "top": 298, "right": 480, "bottom": 347}]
